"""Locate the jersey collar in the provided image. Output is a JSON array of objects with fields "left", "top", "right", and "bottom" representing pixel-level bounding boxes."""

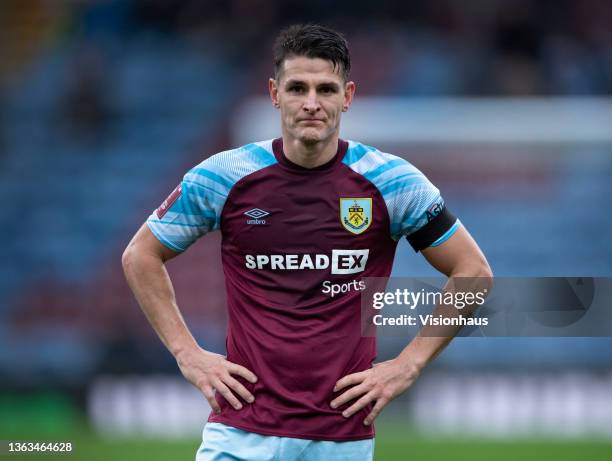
[{"left": 272, "top": 138, "right": 348, "bottom": 173}]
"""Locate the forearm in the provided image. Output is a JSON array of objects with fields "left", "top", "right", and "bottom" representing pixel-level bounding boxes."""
[
  {"left": 122, "top": 248, "right": 197, "bottom": 357},
  {"left": 395, "top": 265, "right": 493, "bottom": 373},
  {"left": 394, "top": 335, "right": 451, "bottom": 375}
]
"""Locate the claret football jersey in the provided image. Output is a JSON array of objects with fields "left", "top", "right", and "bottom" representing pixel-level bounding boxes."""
[{"left": 147, "top": 138, "right": 459, "bottom": 441}]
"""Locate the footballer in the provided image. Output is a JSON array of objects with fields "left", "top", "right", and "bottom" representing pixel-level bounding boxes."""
[{"left": 122, "top": 24, "right": 492, "bottom": 461}]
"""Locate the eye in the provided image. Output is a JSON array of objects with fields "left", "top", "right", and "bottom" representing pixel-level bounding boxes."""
[
  {"left": 288, "top": 85, "right": 304, "bottom": 94},
  {"left": 319, "top": 86, "right": 338, "bottom": 94}
]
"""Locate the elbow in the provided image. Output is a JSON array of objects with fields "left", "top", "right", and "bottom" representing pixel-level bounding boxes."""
[
  {"left": 452, "top": 259, "right": 494, "bottom": 291},
  {"left": 477, "top": 259, "right": 493, "bottom": 279},
  {"left": 121, "top": 243, "right": 136, "bottom": 275},
  {"left": 452, "top": 258, "right": 493, "bottom": 280},
  {"left": 476, "top": 260, "right": 494, "bottom": 291}
]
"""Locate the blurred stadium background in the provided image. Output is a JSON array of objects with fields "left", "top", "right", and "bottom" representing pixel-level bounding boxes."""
[{"left": 1, "top": 0, "right": 611, "bottom": 460}]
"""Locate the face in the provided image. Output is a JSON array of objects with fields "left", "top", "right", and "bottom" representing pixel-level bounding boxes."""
[{"left": 269, "top": 56, "right": 355, "bottom": 146}]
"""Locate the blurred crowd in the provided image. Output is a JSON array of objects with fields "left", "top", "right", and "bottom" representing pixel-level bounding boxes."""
[
  {"left": 1, "top": 0, "right": 612, "bottom": 389},
  {"left": 2, "top": 0, "right": 612, "bottom": 96}
]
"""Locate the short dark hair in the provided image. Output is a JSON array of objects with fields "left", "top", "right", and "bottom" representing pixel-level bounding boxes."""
[{"left": 273, "top": 24, "right": 351, "bottom": 81}]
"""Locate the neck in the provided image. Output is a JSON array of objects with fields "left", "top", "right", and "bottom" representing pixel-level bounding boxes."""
[{"left": 282, "top": 134, "right": 339, "bottom": 168}]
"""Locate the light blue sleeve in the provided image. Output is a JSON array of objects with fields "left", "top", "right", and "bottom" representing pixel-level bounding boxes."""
[
  {"left": 146, "top": 165, "right": 227, "bottom": 252},
  {"left": 343, "top": 141, "right": 459, "bottom": 244},
  {"left": 146, "top": 141, "right": 277, "bottom": 252}
]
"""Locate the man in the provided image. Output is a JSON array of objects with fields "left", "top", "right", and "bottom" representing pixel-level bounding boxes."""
[{"left": 122, "top": 24, "right": 492, "bottom": 461}]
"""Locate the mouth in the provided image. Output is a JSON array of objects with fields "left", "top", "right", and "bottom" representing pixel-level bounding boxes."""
[{"left": 298, "top": 119, "right": 325, "bottom": 124}]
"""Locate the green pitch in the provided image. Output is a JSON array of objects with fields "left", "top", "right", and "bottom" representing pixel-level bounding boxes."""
[
  {"left": 4, "top": 428, "right": 611, "bottom": 461},
  {"left": 1, "top": 396, "right": 609, "bottom": 461}
]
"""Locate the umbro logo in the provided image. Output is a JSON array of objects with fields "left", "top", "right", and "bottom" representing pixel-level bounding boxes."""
[
  {"left": 244, "top": 208, "right": 270, "bottom": 225},
  {"left": 244, "top": 208, "right": 269, "bottom": 219}
]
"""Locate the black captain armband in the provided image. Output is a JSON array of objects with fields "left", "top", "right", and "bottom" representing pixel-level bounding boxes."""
[{"left": 406, "top": 205, "right": 457, "bottom": 252}]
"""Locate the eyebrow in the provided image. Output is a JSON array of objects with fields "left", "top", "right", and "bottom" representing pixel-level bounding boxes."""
[{"left": 284, "top": 79, "right": 341, "bottom": 90}]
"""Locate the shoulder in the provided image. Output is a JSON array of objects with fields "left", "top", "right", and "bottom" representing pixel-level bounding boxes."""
[
  {"left": 184, "top": 140, "right": 278, "bottom": 191},
  {"left": 342, "top": 140, "right": 430, "bottom": 191}
]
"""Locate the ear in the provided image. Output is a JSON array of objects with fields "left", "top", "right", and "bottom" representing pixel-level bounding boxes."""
[
  {"left": 269, "top": 78, "right": 280, "bottom": 108},
  {"left": 342, "top": 81, "right": 356, "bottom": 112}
]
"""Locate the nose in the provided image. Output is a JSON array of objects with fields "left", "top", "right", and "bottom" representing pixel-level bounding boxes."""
[{"left": 302, "top": 89, "right": 321, "bottom": 113}]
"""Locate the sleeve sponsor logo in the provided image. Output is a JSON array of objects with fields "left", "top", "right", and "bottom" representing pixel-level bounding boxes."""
[
  {"left": 244, "top": 249, "right": 369, "bottom": 275},
  {"left": 425, "top": 201, "right": 444, "bottom": 222},
  {"left": 156, "top": 184, "right": 182, "bottom": 219}
]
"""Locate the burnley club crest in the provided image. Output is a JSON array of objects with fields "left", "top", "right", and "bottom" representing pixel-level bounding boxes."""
[{"left": 340, "top": 198, "right": 372, "bottom": 234}]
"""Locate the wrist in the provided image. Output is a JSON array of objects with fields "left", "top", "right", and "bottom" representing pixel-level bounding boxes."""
[
  {"left": 395, "top": 354, "right": 426, "bottom": 377},
  {"left": 171, "top": 338, "right": 200, "bottom": 361}
]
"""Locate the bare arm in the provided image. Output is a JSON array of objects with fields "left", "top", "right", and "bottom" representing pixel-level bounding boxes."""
[
  {"left": 122, "top": 224, "right": 257, "bottom": 412},
  {"left": 395, "top": 225, "right": 493, "bottom": 370},
  {"left": 122, "top": 223, "right": 194, "bottom": 354},
  {"left": 332, "top": 225, "right": 493, "bottom": 425}
]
